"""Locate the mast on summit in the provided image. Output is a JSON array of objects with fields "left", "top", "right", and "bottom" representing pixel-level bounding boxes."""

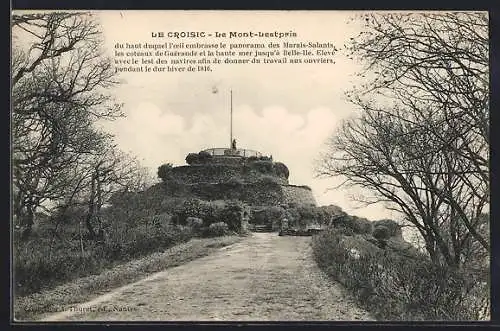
[{"left": 230, "top": 89, "right": 234, "bottom": 150}]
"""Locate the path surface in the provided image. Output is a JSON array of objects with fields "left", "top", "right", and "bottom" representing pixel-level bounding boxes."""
[{"left": 42, "top": 233, "right": 374, "bottom": 321}]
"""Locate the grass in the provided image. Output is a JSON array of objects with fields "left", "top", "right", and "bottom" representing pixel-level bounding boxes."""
[
  {"left": 311, "top": 228, "right": 490, "bottom": 321},
  {"left": 14, "top": 235, "right": 242, "bottom": 321},
  {"left": 13, "top": 221, "right": 194, "bottom": 297}
]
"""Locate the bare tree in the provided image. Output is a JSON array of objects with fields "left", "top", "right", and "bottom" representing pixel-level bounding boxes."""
[
  {"left": 81, "top": 142, "right": 154, "bottom": 239},
  {"left": 12, "top": 12, "right": 123, "bottom": 236},
  {"left": 318, "top": 12, "right": 489, "bottom": 269}
]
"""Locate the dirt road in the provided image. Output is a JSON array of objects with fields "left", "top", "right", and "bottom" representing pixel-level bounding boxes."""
[{"left": 42, "top": 233, "right": 373, "bottom": 321}]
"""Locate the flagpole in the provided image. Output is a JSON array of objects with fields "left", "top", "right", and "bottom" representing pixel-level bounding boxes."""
[{"left": 230, "top": 89, "right": 233, "bottom": 149}]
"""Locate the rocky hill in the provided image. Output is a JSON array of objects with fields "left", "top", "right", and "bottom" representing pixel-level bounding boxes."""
[{"left": 155, "top": 148, "right": 317, "bottom": 208}]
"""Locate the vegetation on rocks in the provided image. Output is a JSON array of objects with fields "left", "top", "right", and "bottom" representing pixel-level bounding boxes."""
[{"left": 312, "top": 228, "right": 489, "bottom": 320}]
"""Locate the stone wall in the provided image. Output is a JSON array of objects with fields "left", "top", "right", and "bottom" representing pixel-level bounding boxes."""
[
  {"left": 188, "top": 182, "right": 285, "bottom": 206},
  {"left": 153, "top": 160, "right": 315, "bottom": 208},
  {"left": 171, "top": 164, "right": 288, "bottom": 185},
  {"left": 282, "top": 185, "right": 317, "bottom": 206},
  {"left": 159, "top": 180, "right": 316, "bottom": 207}
]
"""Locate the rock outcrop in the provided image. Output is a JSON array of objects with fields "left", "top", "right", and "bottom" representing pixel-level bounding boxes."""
[{"left": 156, "top": 148, "right": 316, "bottom": 208}]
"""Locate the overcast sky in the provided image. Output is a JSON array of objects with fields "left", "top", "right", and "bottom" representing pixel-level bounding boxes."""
[{"left": 89, "top": 10, "right": 400, "bottom": 221}]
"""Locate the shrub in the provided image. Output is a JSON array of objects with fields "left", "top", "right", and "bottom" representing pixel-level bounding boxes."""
[
  {"left": 157, "top": 163, "right": 173, "bottom": 182},
  {"left": 197, "top": 151, "right": 213, "bottom": 163},
  {"left": 273, "top": 162, "right": 289, "bottom": 179},
  {"left": 207, "top": 222, "right": 229, "bottom": 237},
  {"left": 351, "top": 217, "right": 373, "bottom": 235},
  {"left": 312, "top": 229, "right": 489, "bottom": 320},
  {"left": 186, "top": 217, "right": 203, "bottom": 235},
  {"left": 373, "top": 219, "right": 402, "bottom": 239},
  {"left": 373, "top": 225, "right": 390, "bottom": 240},
  {"left": 174, "top": 199, "right": 212, "bottom": 225},
  {"left": 282, "top": 205, "right": 338, "bottom": 229},
  {"left": 149, "top": 213, "right": 172, "bottom": 225},
  {"left": 218, "top": 201, "right": 244, "bottom": 232},
  {"left": 330, "top": 215, "right": 373, "bottom": 235},
  {"left": 14, "top": 210, "right": 194, "bottom": 297},
  {"left": 186, "top": 217, "right": 203, "bottom": 227},
  {"left": 336, "top": 226, "right": 355, "bottom": 236},
  {"left": 251, "top": 206, "right": 285, "bottom": 227},
  {"left": 173, "top": 199, "right": 246, "bottom": 233},
  {"left": 185, "top": 153, "right": 199, "bottom": 165}
]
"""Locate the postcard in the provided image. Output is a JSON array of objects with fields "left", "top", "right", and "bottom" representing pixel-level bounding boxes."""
[{"left": 11, "top": 10, "right": 490, "bottom": 322}]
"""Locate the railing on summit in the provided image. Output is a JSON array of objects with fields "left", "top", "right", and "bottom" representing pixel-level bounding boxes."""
[{"left": 202, "top": 148, "right": 263, "bottom": 158}]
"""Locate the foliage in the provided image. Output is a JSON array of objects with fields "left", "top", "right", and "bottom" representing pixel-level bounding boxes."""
[
  {"left": 186, "top": 217, "right": 204, "bottom": 235},
  {"left": 185, "top": 153, "right": 199, "bottom": 165},
  {"left": 312, "top": 229, "right": 489, "bottom": 320},
  {"left": 157, "top": 163, "right": 173, "bottom": 182},
  {"left": 273, "top": 162, "right": 290, "bottom": 179},
  {"left": 328, "top": 214, "right": 374, "bottom": 235},
  {"left": 283, "top": 204, "right": 345, "bottom": 230},
  {"left": 372, "top": 226, "right": 390, "bottom": 241},
  {"left": 185, "top": 151, "right": 213, "bottom": 165},
  {"left": 197, "top": 151, "right": 213, "bottom": 163},
  {"left": 14, "top": 210, "right": 193, "bottom": 297},
  {"left": 173, "top": 198, "right": 246, "bottom": 233},
  {"left": 250, "top": 206, "right": 285, "bottom": 226},
  {"left": 217, "top": 200, "right": 245, "bottom": 232},
  {"left": 206, "top": 222, "right": 230, "bottom": 237},
  {"left": 372, "top": 219, "right": 402, "bottom": 238}
]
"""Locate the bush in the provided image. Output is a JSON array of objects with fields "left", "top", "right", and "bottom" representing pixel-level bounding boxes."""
[
  {"left": 251, "top": 206, "right": 285, "bottom": 227},
  {"left": 218, "top": 201, "right": 244, "bottom": 232},
  {"left": 197, "top": 151, "right": 213, "bottom": 163},
  {"left": 373, "top": 225, "right": 390, "bottom": 240},
  {"left": 185, "top": 153, "right": 199, "bottom": 165},
  {"left": 351, "top": 217, "right": 373, "bottom": 235},
  {"left": 186, "top": 217, "right": 203, "bottom": 235},
  {"left": 273, "top": 162, "right": 289, "bottom": 179},
  {"left": 186, "top": 217, "right": 203, "bottom": 227},
  {"left": 207, "top": 222, "right": 229, "bottom": 237},
  {"left": 173, "top": 199, "right": 246, "bottom": 234},
  {"left": 157, "top": 163, "right": 173, "bottom": 182},
  {"left": 14, "top": 210, "right": 194, "bottom": 297},
  {"left": 373, "top": 219, "right": 402, "bottom": 239},
  {"left": 330, "top": 215, "right": 373, "bottom": 235},
  {"left": 185, "top": 151, "right": 213, "bottom": 165},
  {"left": 312, "top": 229, "right": 489, "bottom": 320},
  {"left": 282, "top": 205, "right": 335, "bottom": 229},
  {"left": 149, "top": 213, "right": 172, "bottom": 225}
]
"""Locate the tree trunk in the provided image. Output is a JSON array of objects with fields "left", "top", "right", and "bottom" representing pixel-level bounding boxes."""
[
  {"left": 95, "top": 167, "right": 103, "bottom": 240},
  {"left": 86, "top": 175, "right": 97, "bottom": 239},
  {"left": 20, "top": 206, "right": 34, "bottom": 240}
]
